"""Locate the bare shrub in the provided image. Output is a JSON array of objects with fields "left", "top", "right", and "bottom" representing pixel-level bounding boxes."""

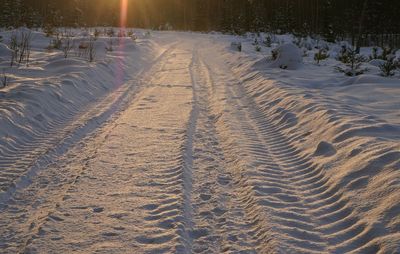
[
  {"left": 87, "top": 37, "right": 96, "bottom": 62},
  {"left": 1, "top": 69, "right": 9, "bottom": 88},
  {"left": 62, "top": 35, "right": 74, "bottom": 58},
  {"left": 78, "top": 36, "right": 96, "bottom": 62},
  {"left": 9, "top": 30, "right": 33, "bottom": 67},
  {"left": 106, "top": 38, "right": 114, "bottom": 52},
  {"left": 107, "top": 28, "right": 115, "bottom": 37},
  {"left": 117, "top": 29, "right": 126, "bottom": 37},
  {"left": 18, "top": 30, "right": 32, "bottom": 65},
  {"left": 94, "top": 28, "right": 101, "bottom": 39},
  {"left": 50, "top": 33, "right": 62, "bottom": 50},
  {"left": 77, "top": 41, "right": 88, "bottom": 58},
  {"left": 9, "top": 33, "right": 18, "bottom": 67},
  {"left": 43, "top": 24, "right": 55, "bottom": 37}
]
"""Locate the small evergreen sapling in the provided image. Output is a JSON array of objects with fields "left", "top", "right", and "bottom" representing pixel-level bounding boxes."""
[
  {"left": 253, "top": 38, "right": 261, "bottom": 52},
  {"left": 382, "top": 47, "right": 397, "bottom": 60},
  {"left": 379, "top": 54, "right": 398, "bottom": 77},
  {"left": 314, "top": 49, "right": 329, "bottom": 64},
  {"left": 293, "top": 36, "right": 313, "bottom": 51},
  {"left": 271, "top": 48, "right": 278, "bottom": 60},
  {"left": 336, "top": 47, "right": 367, "bottom": 76},
  {"left": 369, "top": 46, "right": 379, "bottom": 60},
  {"left": 252, "top": 37, "right": 259, "bottom": 46},
  {"left": 292, "top": 36, "right": 302, "bottom": 48},
  {"left": 337, "top": 44, "right": 351, "bottom": 64},
  {"left": 368, "top": 46, "right": 398, "bottom": 76},
  {"left": 370, "top": 46, "right": 397, "bottom": 61},
  {"left": 263, "top": 34, "right": 272, "bottom": 47}
]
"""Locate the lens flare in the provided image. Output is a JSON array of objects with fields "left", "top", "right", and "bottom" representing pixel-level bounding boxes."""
[
  {"left": 116, "top": 0, "right": 129, "bottom": 88},
  {"left": 120, "top": 0, "right": 128, "bottom": 28}
]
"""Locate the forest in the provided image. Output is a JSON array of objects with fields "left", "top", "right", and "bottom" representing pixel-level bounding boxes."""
[{"left": 1, "top": 0, "right": 400, "bottom": 46}]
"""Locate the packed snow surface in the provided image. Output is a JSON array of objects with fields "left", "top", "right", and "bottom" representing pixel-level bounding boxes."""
[{"left": 0, "top": 29, "right": 399, "bottom": 254}]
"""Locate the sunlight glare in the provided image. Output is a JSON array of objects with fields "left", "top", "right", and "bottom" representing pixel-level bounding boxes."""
[
  {"left": 120, "top": 0, "right": 128, "bottom": 28},
  {"left": 115, "top": 0, "right": 129, "bottom": 88}
]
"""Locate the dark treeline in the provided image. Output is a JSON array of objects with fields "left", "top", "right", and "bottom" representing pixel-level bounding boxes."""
[{"left": 1, "top": 0, "right": 399, "bottom": 44}]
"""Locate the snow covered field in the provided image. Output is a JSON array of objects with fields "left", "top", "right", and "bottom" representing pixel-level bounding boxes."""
[{"left": 0, "top": 29, "right": 399, "bottom": 253}]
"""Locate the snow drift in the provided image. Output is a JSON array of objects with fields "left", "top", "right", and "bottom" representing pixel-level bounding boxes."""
[
  {"left": 0, "top": 28, "right": 160, "bottom": 196},
  {"left": 269, "top": 43, "right": 303, "bottom": 70},
  {"left": 208, "top": 35, "right": 400, "bottom": 253}
]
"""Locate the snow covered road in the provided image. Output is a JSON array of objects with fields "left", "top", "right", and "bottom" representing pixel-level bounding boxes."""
[{"left": 0, "top": 33, "right": 399, "bottom": 253}]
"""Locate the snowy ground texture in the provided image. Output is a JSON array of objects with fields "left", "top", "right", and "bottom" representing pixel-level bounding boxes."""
[{"left": 0, "top": 29, "right": 399, "bottom": 254}]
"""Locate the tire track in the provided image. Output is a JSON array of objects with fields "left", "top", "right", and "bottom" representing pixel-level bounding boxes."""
[
  {"left": 0, "top": 43, "right": 177, "bottom": 205},
  {"left": 115, "top": 47, "right": 198, "bottom": 254},
  {"left": 231, "top": 78, "right": 382, "bottom": 254},
  {"left": 0, "top": 44, "right": 182, "bottom": 254},
  {"left": 187, "top": 51, "right": 262, "bottom": 253},
  {"left": 200, "top": 52, "right": 378, "bottom": 253}
]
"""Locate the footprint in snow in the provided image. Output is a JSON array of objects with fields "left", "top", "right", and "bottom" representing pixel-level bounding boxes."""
[{"left": 93, "top": 207, "right": 104, "bottom": 213}]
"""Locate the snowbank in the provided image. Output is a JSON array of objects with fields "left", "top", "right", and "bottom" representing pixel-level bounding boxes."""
[
  {"left": 0, "top": 28, "right": 160, "bottom": 195},
  {"left": 369, "top": 59, "right": 386, "bottom": 67},
  {"left": 216, "top": 35, "right": 400, "bottom": 253},
  {"left": 269, "top": 43, "right": 303, "bottom": 70},
  {"left": 0, "top": 43, "right": 12, "bottom": 61}
]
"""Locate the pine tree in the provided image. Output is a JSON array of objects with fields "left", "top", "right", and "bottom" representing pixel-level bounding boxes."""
[
  {"left": 321, "top": 0, "right": 335, "bottom": 42},
  {"left": 0, "top": 0, "right": 12, "bottom": 27},
  {"left": 0, "top": 0, "right": 22, "bottom": 28}
]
